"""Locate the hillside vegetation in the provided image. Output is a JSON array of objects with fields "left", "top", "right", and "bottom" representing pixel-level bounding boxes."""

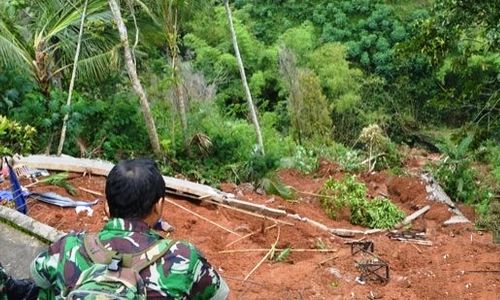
[{"left": 0, "top": 0, "right": 498, "bottom": 230}]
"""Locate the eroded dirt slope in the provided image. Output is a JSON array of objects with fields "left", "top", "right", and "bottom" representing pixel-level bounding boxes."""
[{"left": 1, "top": 161, "right": 499, "bottom": 299}]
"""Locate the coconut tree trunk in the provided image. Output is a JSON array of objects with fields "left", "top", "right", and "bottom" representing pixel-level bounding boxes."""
[
  {"left": 109, "top": 0, "right": 161, "bottom": 156},
  {"left": 57, "top": 0, "right": 88, "bottom": 156},
  {"left": 223, "top": 0, "right": 264, "bottom": 154}
]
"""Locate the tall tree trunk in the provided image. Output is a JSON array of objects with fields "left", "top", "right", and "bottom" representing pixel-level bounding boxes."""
[
  {"left": 109, "top": 0, "right": 162, "bottom": 156},
  {"left": 57, "top": 0, "right": 88, "bottom": 156},
  {"left": 173, "top": 57, "right": 189, "bottom": 146},
  {"left": 165, "top": 7, "right": 189, "bottom": 146},
  {"left": 223, "top": 0, "right": 265, "bottom": 154}
]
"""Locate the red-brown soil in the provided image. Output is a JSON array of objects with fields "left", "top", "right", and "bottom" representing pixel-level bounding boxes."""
[{"left": 1, "top": 162, "right": 499, "bottom": 299}]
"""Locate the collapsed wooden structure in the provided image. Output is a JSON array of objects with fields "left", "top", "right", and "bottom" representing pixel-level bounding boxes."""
[{"left": 15, "top": 155, "right": 380, "bottom": 237}]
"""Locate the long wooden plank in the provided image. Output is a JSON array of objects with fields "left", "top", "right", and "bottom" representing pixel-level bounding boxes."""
[{"left": 18, "top": 155, "right": 114, "bottom": 176}]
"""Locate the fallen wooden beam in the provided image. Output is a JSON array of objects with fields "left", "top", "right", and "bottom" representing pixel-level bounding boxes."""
[
  {"left": 287, "top": 214, "right": 385, "bottom": 237},
  {"left": 18, "top": 155, "right": 114, "bottom": 176},
  {"left": 395, "top": 205, "right": 430, "bottom": 229},
  {"left": 390, "top": 238, "right": 433, "bottom": 246}
]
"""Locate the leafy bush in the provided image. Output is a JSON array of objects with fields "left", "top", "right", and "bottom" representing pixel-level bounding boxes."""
[
  {"left": 155, "top": 102, "right": 294, "bottom": 185},
  {"left": 281, "top": 145, "right": 319, "bottom": 174},
  {"left": 0, "top": 71, "right": 36, "bottom": 114},
  {"left": 320, "top": 175, "right": 405, "bottom": 228},
  {"left": 11, "top": 88, "right": 150, "bottom": 160},
  {"left": 434, "top": 136, "right": 493, "bottom": 205},
  {"left": 314, "top": 142, "right": 364, "bottom": 172},
  {"left": 0, "top": 115, "right": 36, "bottom": 155},
  {"left": 478, "top": 140, "right": 500, "bottom": 184}
]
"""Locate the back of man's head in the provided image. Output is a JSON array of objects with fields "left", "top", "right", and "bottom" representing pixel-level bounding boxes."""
[{"left": 105, "top": 158, "right": 165, "bottom": 219}]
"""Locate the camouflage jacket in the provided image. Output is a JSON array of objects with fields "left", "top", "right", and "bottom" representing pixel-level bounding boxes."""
[{"left": 31, "top": 218, "right": 228, "bottom": 299}]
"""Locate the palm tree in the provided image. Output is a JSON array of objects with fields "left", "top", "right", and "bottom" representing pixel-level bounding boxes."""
[
  {"left": 0, "top": 0, "right": 119, "bottom": 153},
  {"left": 134, "top": 0, "right": 210, "bottom": 146},
  {"left": 0, "top": 0, "right": 119, "bottom": 96}
]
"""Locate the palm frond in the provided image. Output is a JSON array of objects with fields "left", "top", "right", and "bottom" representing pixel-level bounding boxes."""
[
  {"left": 73, "top": 45, "right": 121, "bottom": 82},
  {"left": 0, "top": 17, "right": 34, "bottom": 74}
]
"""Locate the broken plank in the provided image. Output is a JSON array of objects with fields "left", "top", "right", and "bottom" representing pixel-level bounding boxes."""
[
  {"left": 395, "top": 205, "right": 430, "bottom": 229},
  {"left": 390, "top": 238, "right": 433, "bottom": 246}
]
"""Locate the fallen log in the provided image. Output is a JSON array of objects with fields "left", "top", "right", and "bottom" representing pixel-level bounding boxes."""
[{"left": 395, "top": 205, "right": 430, "bottom": 229}]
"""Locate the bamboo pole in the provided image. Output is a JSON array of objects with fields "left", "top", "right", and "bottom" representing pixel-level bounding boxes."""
[
  {"left": 165, "top": 199, "right": 241, "bottom": 237},
  {"left": 207, "top": 200, "right": 294, "bottom": 226},
  {"left": 318, "top": 255, "right": 338, "bottom": 265},
  {"left": 225, "top": 224, "right": 277, "bottom": 248},
  {"left": 78, "top": 187, "right": 103, "bottom": 197},
  {"left": 57, "top": 0, "right": 88, "bottom": 155},
  {"left": 244, "top": 227, "right": 280, "bottom": 281}
]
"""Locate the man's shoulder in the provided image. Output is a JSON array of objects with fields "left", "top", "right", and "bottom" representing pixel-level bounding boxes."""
[
  {"left": 48, "top": 231, "right": 85, "bottom": 254},
  {"left": 152, "top": 240, "right": 207, "bottom": 273}
]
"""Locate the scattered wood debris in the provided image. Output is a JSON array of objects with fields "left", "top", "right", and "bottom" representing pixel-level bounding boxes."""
[{"left": 387, "top": 230, "right": 433, "bottom": 246}]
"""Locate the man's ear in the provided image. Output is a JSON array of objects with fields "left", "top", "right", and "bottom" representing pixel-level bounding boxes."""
[{"left": 154, "top": 197, "right": 165, "bottom": 216}]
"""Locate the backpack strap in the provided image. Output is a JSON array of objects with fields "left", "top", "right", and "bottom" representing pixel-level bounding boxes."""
[
  {"left": 83, "top": 233, "right": 115, "bottom": 265},
  {"left": 130, "top": 239, "right": 177, "bottom": 272},
  {"left": 83, "top": 233, "right": 177, "bottom": 272}
]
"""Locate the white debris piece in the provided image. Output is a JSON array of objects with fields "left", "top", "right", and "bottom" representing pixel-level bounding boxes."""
[{"left": 75, "top": 206, "right": 93, "bottom": 217}]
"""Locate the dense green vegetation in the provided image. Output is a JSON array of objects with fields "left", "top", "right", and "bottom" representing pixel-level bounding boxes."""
[
  {"left": 0, "top": 0, "right": 498, "bottom": 230},
  {"left": 320, "top": 175, "right": 405, "bottom": 228}
]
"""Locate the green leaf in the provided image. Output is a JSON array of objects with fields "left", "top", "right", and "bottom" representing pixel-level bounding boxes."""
[{"left": 275, "top": 247, "right": 291, "bottom": 262}]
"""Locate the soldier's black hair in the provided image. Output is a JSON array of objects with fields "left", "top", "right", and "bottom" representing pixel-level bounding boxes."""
[{"left": 105, "top": 158, "right": 165, "bottom": 219}]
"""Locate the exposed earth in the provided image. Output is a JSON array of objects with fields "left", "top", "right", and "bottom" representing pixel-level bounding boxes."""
[{"left": 1, "top": 157, "right": 499, "bottom": 299}]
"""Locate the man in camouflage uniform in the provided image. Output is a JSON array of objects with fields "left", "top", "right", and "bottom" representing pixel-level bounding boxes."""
[{"left": 1, "top": 158, "right": 229, "bottom": 299}]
